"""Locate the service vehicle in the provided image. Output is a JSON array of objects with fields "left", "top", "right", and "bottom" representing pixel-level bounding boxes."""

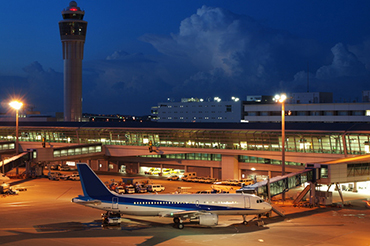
[
  {"left": 59, "top": 166, "right": 70, "bottom": 171},
  {"left": 147, "top": 184, "right": 165, "bottom": 192},
  {"left": 69, "top": 174, "right": 80, "bottom": 181},
  {"left": 48, "top": 172, "right": 61, "bottom": 181},
  {"left": 115, "top": 186, "right": 125, "bottom": 194},
  {"left": 135, "top": 184, "right": 147, "bottom": 193},
  {"left": 101, "top": 211, "right": 121, "bottom": 225},
  {"left": 181, "top": 172, "right": 196, "bottom": 181},
  {"left": 167, "top": 175, "right": 179, "bottom": 181},
  {"left": 125, "top": 185, "right": 135, "bottom": 194},
  {"left": 239, "top": 179, "right": 254, "bottom": 186}
]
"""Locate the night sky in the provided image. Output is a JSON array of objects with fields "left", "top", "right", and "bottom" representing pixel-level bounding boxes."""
[{"left": 1, "top": 0, "right": 370, "bottom": 116}]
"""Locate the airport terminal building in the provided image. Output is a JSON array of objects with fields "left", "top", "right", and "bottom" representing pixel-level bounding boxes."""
[{"left": 0, "top": 121, "right": 369, "bottom": 185}]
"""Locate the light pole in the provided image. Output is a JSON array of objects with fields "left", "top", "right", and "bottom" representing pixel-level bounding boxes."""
[
  {"left": 9, "top": 101, "right": 23, "bottom": 154},
  {"left": 274, "top": 94, "right": 287, "bottom": 200}
]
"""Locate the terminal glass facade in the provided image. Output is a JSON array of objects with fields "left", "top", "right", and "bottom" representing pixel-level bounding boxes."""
[{"left": 0, "top": 125, "right": 369, "bottom": 155}]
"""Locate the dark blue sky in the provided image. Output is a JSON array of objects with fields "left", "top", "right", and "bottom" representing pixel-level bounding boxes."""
[{"left": 1, "top": 1, "right": 370, "bottom": 115}]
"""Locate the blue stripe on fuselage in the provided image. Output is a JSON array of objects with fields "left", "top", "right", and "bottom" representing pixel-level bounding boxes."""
[{"left": 93, "top": 195, "right": 254, "bottom": 212}]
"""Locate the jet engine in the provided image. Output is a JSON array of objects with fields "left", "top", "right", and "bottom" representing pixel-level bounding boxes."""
[{"left": 198, "top": 214, "right": 218, "bottom": 226}]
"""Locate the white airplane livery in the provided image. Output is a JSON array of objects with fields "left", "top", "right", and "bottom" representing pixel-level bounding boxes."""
[{"left": 73, "top": 163, "right": 272, "bottom": 229}]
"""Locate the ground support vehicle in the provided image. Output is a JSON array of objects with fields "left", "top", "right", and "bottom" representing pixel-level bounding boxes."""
[
  {"left": 125, "top": 185, "right": 135, "bottom": 194},
  {"left": 147, "top": 184, "right": 165, "bottom": 192},
  {"left": 101, "top": 212, "right": 121, "bottom": 225}
]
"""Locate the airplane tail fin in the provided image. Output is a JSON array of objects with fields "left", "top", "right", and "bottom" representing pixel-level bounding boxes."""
[{"left": 77, "top": 163, "right": 114, "bottom": 198}]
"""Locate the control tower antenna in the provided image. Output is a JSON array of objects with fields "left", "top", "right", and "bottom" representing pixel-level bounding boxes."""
[{"left": 59, "top": 1, "right": 87, "bottom": 122}]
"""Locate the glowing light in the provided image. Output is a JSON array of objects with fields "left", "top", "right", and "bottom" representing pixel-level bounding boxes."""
[
  {"left": 70, "top": 8, "right": 78, "bottom": 11},
  {"left": 231, "top": 96, "right": 239, "bottom": 102},
  {"left": 274, "top": 94, "right": 287, "bottom": 103},
  {"left": 214, "top": 97, "right": 221, "bottom": 102},
  {"left": 9, "top": 101, "right": 23, "bottom": 110}
]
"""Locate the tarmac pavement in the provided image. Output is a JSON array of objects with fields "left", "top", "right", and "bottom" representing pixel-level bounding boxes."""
[{"left": 0, "top": 173, "right": 370, "bottom": 246}]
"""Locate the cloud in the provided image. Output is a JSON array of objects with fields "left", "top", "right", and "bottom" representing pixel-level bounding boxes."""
[
  {"left": 84, "top": 5, "right": 369, "bottom": 113},
  {"left": 316, "top": 43, "right": 367, "bottom": 79},
  {"left": 3, "top": 5, "right": 370, "bottom": 115},
  {"left": 140, "top": 5, "right": 325, "bottom": 99},
  {"left": 290, "top": 43, "right": 370, "bottom": 101},
  {"left": 0, "top": 61, "right": 63, "bottom": 113}
]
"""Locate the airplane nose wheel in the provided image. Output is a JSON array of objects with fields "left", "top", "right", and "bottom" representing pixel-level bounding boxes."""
[{"left": 242, "top": 215, "right": 248, "bottom": 225}]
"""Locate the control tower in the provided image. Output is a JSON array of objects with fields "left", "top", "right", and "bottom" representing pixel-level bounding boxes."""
[{"left": 59, "top": 1, "right": 87, "bottom": 122}]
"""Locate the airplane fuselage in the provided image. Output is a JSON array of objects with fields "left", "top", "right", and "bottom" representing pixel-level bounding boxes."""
[{"left": 73, "top": 192, "right": 271, "bottom": 216}]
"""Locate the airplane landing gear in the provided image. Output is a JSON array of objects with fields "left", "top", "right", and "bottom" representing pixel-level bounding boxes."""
[
  {"left": 242, "top": 215, "right": 249, "bottom": 225},
  {"left": 242, "top": 215, "right": 265, "bottom": 226},
  {"left": 173, "top": 217, "right": 184, "bottom": 229}
]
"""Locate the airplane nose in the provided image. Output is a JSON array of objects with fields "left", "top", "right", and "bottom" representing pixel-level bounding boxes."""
[{"left": 264, "top": 202, "right": 272, "bottom": 211}]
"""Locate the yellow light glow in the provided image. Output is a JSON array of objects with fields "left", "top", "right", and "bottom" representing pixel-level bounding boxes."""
[
  {"left": 9, "top": 101, "right": 23, "bottom": 110},
  {"left": 274, "top": 94, "right": 287, "bottom": 103}
]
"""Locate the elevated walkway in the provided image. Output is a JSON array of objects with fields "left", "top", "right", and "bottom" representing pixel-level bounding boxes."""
[
  {"left": 0, "top": 152, "right": 29, "bottom": 173},
  {"left": 237, "top": 168, "right": 316, "bottom": 199}
]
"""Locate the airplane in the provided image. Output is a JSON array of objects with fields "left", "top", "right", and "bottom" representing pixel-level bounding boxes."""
[{"left": 72, "top": 163, "right": 272, "bottom": 229}]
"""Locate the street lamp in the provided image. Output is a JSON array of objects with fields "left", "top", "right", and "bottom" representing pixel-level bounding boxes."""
[
  {"left": 274, "top": 94, "right": 287, "bottom": 200},
  {"left": 9, "top": 101, "right": 23, "bottom": 154}
]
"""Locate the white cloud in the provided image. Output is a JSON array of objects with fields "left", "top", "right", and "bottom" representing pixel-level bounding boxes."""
[{"left": 316, "top": 43, "right": 367, "bottom": 79}]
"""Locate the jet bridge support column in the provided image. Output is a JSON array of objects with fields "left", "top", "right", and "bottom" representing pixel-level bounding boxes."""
[
  {"left": 309, "top": 182, "right": 316, "bottom": 206},
  {"left": 335, "top": 183, "right": 345, "bottom": 205},
  {"left": 221, "top": 155, "right": 239, "bottom": 180}
]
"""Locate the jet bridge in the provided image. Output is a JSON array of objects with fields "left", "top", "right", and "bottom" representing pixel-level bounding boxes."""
[
  {"left": 236, "top": 169, "right": 316, "bottom": 200},
  {"left": 0, "top": 152, "right": 30, "bottom": 173}
]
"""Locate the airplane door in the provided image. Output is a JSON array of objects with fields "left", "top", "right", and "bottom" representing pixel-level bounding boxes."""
[
  {"left": 196, "top": 200, "right": 200, "bottom": 208},
  {"left": 244, "top": 197, "right": 250, "bottom": 208},
  {"left": 112, "top": 197, "right": 119, "bottom": 209}
]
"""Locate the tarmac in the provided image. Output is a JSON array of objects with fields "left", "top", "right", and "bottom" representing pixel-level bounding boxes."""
[{"left": 0, "top": 172, "right": 370, "bottom": 246}]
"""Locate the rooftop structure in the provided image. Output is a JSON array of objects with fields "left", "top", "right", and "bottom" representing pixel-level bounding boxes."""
[{"left": 152, "top": 97, "right": 241, "bottom": 123}]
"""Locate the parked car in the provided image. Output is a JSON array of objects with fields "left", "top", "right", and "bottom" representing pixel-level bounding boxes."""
[
  {"left": 125, "top": 185, "right": 135, "bottom": 194},
  {"left": 196, "top": 190, "right": 212, "bottom": 194},
  {"left": 239, "top": 179, "right": 254, "bottom": 186},
  {"left": 147, "top": 184, "right": 165, "bottom": 192},
  {"left": 59, "top": 173, "right": 70, "bottom": 180},
  {"left": 48, "top": 172, "right": 61, "bottom": 181},
  {"left": 203, "top": 178, "right": 217, "bottom": 184},
  {"left": 135, "top": 184, "right": 147, "bottom": 193},
  {"left": 190, "top": 177, "right": 201, "bottom": 182},
  {"left": 101, "top": 211, "right": 121, "bottom": 225},
  {"left": 115, "top": 186, "right": 125, "bottom": 194},
  {"left": 167, "top": 175, "right": 179, "bottom": 181},
  {"left": 59, "top": 166, "right": 70, "bottom": 171},
  {"left": 184, "top": 176, "right": 197, "bottom": 182},
  {"left": 68, "top": 174, "right": 80, "bottom": 181}
]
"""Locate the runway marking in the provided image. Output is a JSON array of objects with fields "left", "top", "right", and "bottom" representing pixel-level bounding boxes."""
[
  {"left": 56, "top": 187, "right": 72, "bottom": 200},
  {"left": 7, "top": 202, "right": 31, "bottom": 207}
]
